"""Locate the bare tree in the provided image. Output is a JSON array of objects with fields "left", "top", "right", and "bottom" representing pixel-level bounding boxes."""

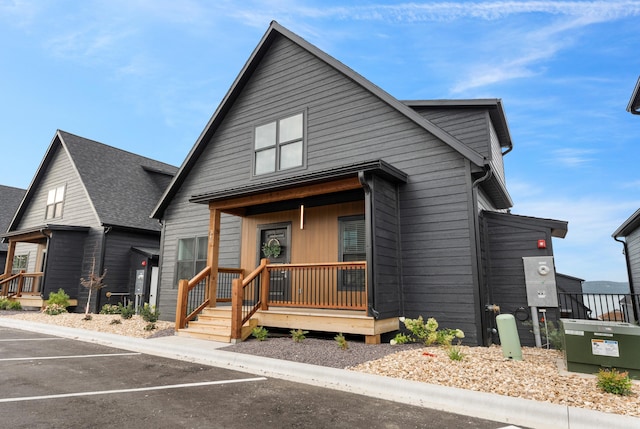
[{"left": 80, "top": 257, "right": 107, "bottom": 317}]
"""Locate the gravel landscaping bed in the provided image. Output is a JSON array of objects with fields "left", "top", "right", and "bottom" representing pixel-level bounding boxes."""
[{"left": 2, "top": 311, "right": 639, "bottom": 418}]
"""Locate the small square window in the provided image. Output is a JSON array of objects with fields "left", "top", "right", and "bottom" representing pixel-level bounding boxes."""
[{"left": 253, "top": 113, "right": 304, "bottom": 175}]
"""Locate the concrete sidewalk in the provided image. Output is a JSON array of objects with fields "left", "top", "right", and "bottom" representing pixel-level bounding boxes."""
[{"left": 0, "top": 317, "right": 636, "bottom": 429}]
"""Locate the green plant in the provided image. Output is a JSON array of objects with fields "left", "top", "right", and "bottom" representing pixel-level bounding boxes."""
[
  {"left": 0, "top": 298, "right": 9, "bottom": 310},
  {"left": 251, "top": 326, "right": 268, "bottom": 341},
  {"left": 334, "top": 333, "right": 348, "bottom": 350},
  {"left": 597, "top": 368, "right": 633, "bottom": 396},
  {"left": 447, "top": 343, "right": 465, "bottom": 361},
  {"left": 7, "top": 300, "right": 22, "bottom": 311},
  {"left": 291, "top": 328, "right": 308, "bottom": 343},
  {"left": 390, "top": 332, "right": 412, "bottom": 345},
  {"left": 43, "top": 303, "right": 67, "bottom": 315},
  {"left": 100, "top": 304, "right": 121, "bottom": 314},
  {"left": 110, "top": 318, "right": 122, "bottom": 325},
  {"left": 119, "top": 302, "right": 135, "bottom": 320},
  {"left": 47, "top": 289, "right": 70, "bottom": 308},
  {"left": 144, "top": 323, "right": 157, "bottom": 331},
  {"left": 396, "top": 316, "right": 464, "bottom": 346},
  {"left": 140, "top": 303, "right": 159, "bottom": 323},
  {"left": 523, "top": 320, "right": 564, "bottom": 350}
]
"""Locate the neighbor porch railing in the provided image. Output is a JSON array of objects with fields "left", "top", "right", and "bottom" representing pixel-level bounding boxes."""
[
  {"left": 175, "top": 266, "right": 244, "bottom": 330},
  {"left": 558, "top": 292, "right": 640, "bottom": 323},
  {"left": 0, "top": 271, "right": 44, "bottom": 297}
]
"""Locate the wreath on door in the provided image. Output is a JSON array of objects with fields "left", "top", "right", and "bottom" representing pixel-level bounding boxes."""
[{"left": 262, "top": 238, "right": 282, "bottom": 258}]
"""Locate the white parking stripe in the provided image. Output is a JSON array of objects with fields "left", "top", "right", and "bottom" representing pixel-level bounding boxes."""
[
  {"left": 0, "top": 352, "right": 141, "bottom": 362},
  {"left": 0, "top": 337, "right": 64, "bottom": 342},
  {"left": 0, "top": 377, "right": 268, "bottom": 403}
]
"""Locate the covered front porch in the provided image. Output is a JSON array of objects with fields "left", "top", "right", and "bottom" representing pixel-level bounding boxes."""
[{"left": 175, "top": 161, "right": 407, "bottom": 343}]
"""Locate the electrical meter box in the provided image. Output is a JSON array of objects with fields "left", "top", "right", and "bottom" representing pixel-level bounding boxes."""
[
  {"left": 561, "top": 319, "right": 640, "bottom": 379},
  {"left": 522, "top": 256, "right": 558, "bottom": 307},
  {"left": 134, "top": 269, "right": 145, "bottom": 295}
]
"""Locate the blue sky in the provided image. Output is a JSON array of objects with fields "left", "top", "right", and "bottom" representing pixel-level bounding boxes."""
[{"left": 1, "top": 1, "right": 639, "bottom": 282}]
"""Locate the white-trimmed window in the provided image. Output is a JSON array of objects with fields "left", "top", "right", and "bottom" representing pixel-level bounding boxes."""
[
  {"left": 45, "top": 185, "right": 65, "bottom": 220},
  {"left": 175, "top": 236, "right": 208, "bottom": 286},
  {"left": 254, "top": 113, "right": 304, "bottom": 175},
  {"left": 12, "top": 254, "right": 28, "bottom": 274}
]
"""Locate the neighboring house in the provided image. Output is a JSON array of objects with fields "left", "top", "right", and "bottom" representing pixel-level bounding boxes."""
[
  {"left": 627, "top": 76, "right": 640, "bottom": 115},
  {"left": 0, "top": 185, "right": 26, "bottom": 274},
  {"left": 0, "top": 130, "right": 177, "bottom": 311},
  {"left": 612, "top": 209, "right": 640, "bottom": 323},
  {"left": 151, "top": 21, "right": 569, "bottom": 345}
]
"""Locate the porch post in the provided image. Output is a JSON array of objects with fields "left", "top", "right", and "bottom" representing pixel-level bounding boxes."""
[
  {"left": 4, "top": 240, "right": 16, "bottom": 275},
  {"left": 207, "top": 206, "right": 221, "bottom": 307}
]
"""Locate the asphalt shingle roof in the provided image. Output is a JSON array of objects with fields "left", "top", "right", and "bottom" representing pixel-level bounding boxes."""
[
  {"left": 58, "top": 131, "right": 178, "bottom": 231},
  {"left": 0, "top": 185, "right": 26, "bottom": 251}
]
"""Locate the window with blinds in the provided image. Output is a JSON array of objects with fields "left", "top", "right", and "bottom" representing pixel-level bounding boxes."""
[{"left": 339, "top": 215, "right": 365, "bottom": 290}]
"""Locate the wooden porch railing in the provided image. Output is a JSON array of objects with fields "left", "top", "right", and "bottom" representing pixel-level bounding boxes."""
[
  {"left": 175, "top": 266, "right": 244, "bottom": 330},
  {"left": 230, "top": 260, "right": 367, "bottom": 340},
  {"left": 0, "top": 271, "right": 44, "bottom": 297}
]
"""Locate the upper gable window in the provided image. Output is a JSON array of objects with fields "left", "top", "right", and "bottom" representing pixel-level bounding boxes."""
[
  {"left": 254, "top": 113, "right": 304, "bottom": 175},
  {"left": 45, "top": 185, "right": 65, "bottom": 220}
]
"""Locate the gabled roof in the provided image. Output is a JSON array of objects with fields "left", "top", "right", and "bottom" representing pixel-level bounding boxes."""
[
  {"left": 627, "top": 76, "right": 640, "bottom": 115},
  {"left": 152, "top": 21, "right": 487, "bottom": 219},
  {"left": 0, "top": 185, "right": 26, "bottom": 251},
  {"left": 612, "top": 208, "right": 640, "bottom": 238},
  {"left": 8, "top": 130, "right": 178, "bottom": 234}
]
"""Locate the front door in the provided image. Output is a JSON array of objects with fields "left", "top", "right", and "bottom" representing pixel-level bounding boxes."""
[{"left": 257, "top": 223, "right": 291, "bottom": 302}]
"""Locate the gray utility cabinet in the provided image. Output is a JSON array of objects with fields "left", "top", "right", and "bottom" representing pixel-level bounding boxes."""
[
  {"left": 522, "top": 256, "right": 558, "bottom": 307},
  {"left": 561, "top": 318, "right": 640, "bottom": 379}
]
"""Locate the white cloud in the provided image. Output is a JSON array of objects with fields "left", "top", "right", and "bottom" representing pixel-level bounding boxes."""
[{"left": 551, "top": 148, "right": 598, "bottom": 167}]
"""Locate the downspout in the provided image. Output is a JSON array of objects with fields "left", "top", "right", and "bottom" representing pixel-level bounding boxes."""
[
  {"left": 614, "top": 236, "right": 638, "bottom": 322},
  {"left": 471, "top": 166, "right": 493, "bottom": 345},
  {"left": 40, "top": 228, "right": 52, "bottom": 297},
  {"left": 96, "top": 226, "right": 112, "bottom": 311},
  {"left": 358, "top": 172, "right": 378, "bottom": 319}
]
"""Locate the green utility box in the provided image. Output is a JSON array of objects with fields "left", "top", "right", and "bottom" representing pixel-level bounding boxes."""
[{"left": 560, "top": 319, "right": 640, "bottom": 379}]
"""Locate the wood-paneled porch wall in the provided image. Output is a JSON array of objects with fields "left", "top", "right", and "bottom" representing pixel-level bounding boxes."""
[{"left": 240, "top": 201, "right": 364, "bottom": 272}]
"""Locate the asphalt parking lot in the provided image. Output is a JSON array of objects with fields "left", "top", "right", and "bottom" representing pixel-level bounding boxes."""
[{"left": 0, "top": 326, "right": 521, "bottom": 429}]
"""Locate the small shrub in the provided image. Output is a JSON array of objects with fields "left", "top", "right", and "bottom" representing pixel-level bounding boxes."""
[
  {"left": 47, "top": 289, "right": 70, "bottom": 308},
  {"left": 140, "top": 303, "right": 159, "bottom": 323},
  {"left": 291, "top": 329, "right": 308, "bottom": 343},
  {"left": 100, "top": 304, "right": 120, "bottom": 315},
  {"left": 110, "top": 318, "right": 122, "bottom": 325},
  {"left": 390, "top": 332, "right": 412, "bottom": 345},
  {"left": 0, "top": 298, "right": 9, "bottom": 310},
  {"left": 7, "top": 301, "right": 22, "bottom": 311},
  {"left": 119, "top": 303, "right": 135, "bottom": 320},
  {"left": 334, "top": 333, "right": 348, "bottom": 350},
  {"left": 144, "top": 323, "right": 156, "bottom": 331},
  {"left": 597, "top": 368, "right": 633, "bottom": 396},
  {"left": 397, "top": 316, "right": 464, "bottom": 347},
  {"left": 43, "top": 303, "right": 67, "bottom": 315},
  {"left": 251, "top": 326, "right": 268, "bottom": 341},
  {"left": 447, "top": 344, "right": 465, "bottom": 361}
]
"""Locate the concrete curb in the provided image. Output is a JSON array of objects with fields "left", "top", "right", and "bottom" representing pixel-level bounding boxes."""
[{"left": 0, "top": 318, "right": 637, "bottom": 429}]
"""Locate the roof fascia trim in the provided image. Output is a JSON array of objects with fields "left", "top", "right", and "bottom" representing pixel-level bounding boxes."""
[
  {"left": 627, "top": 76, "right": 640, "bottom": 115},
  {"left": 613, "top": 208, "right": 640, "bottom": 238}
]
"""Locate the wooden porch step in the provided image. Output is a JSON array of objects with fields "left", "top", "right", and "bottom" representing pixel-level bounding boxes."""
[{"left": 176, "top": 307, "right": 257, "bottom": 343}]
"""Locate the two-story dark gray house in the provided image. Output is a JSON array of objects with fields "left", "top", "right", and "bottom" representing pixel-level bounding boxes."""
[
  {"left": 1, "top": 130, "right": 177, "bottom": 311},
  {"left": 151, "top": 22, "right": 570, "bottom": 346}
]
